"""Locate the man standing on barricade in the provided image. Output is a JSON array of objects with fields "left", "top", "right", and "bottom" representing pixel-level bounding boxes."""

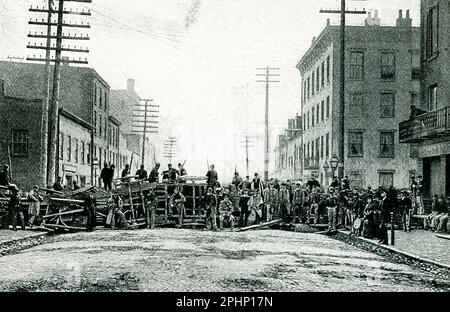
[
  {"left": 148, "top": 163, "right": 160, "bottom": 183},
  {"left": 203, "top": 187, "right": 218, "bottom": 231},
  {"left": 169, "top": 186, "right": 186, "bottom": 228}
]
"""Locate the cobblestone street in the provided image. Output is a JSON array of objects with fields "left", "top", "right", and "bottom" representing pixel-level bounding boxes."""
[{"left": 0, "top": 229, "right": 449, "bottom": 292}]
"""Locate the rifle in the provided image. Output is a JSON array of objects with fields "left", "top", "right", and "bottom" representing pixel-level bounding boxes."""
[{"left": 129, "top": 153, "right": 134, "bottom": 175}]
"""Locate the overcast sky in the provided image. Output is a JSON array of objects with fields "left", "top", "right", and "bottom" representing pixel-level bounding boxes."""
[{"left": 0, "top": 0, "right": 420, "bottom": 181}]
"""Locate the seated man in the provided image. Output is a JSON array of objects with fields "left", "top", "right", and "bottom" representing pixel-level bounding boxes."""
[
  {"left": 432, "top": 195, "right": 448, "bottom": 232},
  {"left": 218, "top": 192, "right": 235, "bottom": 230},
  {"left": 106, "top": 192, "right": 126, "bottom": 229},
  {"left": 169, "top": 186, "right": 186, "bottom": 228},
  {"left": 426, "top": 194, "right": 440, "bottom": 230},
  {"left": 436, "top": 196, "right": 449, "bottom": 233}
]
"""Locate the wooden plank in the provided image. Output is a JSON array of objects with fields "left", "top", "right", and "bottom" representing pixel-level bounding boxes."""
[
  {"left": 43, "top": 223, "right": 87, "bottom": 231},
  {"left": 239, "top": 219, "right": 282, "bottom": 232},
  {"left": 50, "top": 197, "right": 85, "bottom": 204},
  {"left": 43, "top": 208, "right": 85, "bottom": 219}
]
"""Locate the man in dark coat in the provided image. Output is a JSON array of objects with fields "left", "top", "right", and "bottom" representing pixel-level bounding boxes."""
[
  {"left": 206, "top": 165, "right": 218, "bottom": 189},
  {"left": 148, "top": 163, "right": 160, "bottom": 183},
  {"left": 84, "top": 189, "right": 97, "bottom": 232},
  {"left": 121, "top": 164, "right": 130, "bottom": 183},
  {"left": 53, "top": 176, "right": 64, "bottom": 191},
  {"left": 239, "top": 189, "right": 250, "bottom": 227},
  {"left": 8, "top": 185, "right": 24, "bottom": 231},
  {"left": 398, "top": 191, "right": 412, "bottom": 232},
  {"left": 100, "top": 163, "right": 110, "bottom": 190},
  {"left": 135, "top": 165, "right": 148, "bottom": 181},
  {"left": 378, "top": 190, "right": 392, "bottom": 245}
]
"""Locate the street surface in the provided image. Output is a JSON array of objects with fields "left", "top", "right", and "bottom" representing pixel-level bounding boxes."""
[{"left": 0, "top": 229, "right": 449, "bottom": 292}]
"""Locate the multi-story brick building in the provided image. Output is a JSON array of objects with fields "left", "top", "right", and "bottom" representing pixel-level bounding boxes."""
[
  {"left": 0, "top": 61, "right": 138, "bottom": 189},
  {"left": 110, "top": 79, "right": 155, "bottom": 172},
  {"left": 399, "top": 0, "right": 450, "bottom": 198},
  {"left": 273, "top": 115, "right": 302, "bottom": 181},
  {"left": 296, "top": 11, "right": 420, "bottom": 189}
]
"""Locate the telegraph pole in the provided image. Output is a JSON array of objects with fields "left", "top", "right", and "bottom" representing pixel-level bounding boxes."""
[
  {"left": 27, "top": 0, "right": 92, "bottom": 186},
  {"left": 164, "top": 137, "right": 177, "bottom": 164},
  {"left": 132, "top": 99, "right": 159, "bottom": 168},
  {"left": 320, "top": 0, "right": 366, "bottom": 179},
  {"left": 240, "top": 135, "right": 256, "bottom": 177},
  {"left": 256, "top": 67, "right": 279, "bottom": 183}
]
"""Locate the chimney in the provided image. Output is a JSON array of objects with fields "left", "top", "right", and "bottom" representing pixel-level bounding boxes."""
[
  {"left": 61, "top": 56, "right": 70, "bottom": 66},
  {"left": 365, "top": 9, "right": 380, "bottom": 26},
  {"left": 396, "top": 8, "right": 412, "bottom": 28},
  {"left": 326, "top": 18, "right": 330, "bottom": 26},
  {"left": 312, "top": 36, "right": 317, "bottom": 46},
  {"left": 127, "top": 78, "right": 135, "bottom": 92}
]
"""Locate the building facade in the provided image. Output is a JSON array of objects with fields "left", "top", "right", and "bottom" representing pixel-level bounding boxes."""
[
  {"left": 0, "top": 61, "right": 139, "bottom": 189},
  {"left": 399, "top": 0, "right": 450, "bottom": 198},
  {"left": 274, "top": 115, "right": 302, "bottom": 181},
  {"left": 296, "top": 11, "right": 420, "bottom": 189}
]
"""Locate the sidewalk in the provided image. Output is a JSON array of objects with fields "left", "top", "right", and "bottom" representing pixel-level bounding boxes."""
[{"left": 339, "top": 229, "right": 450, "bottom": 268}]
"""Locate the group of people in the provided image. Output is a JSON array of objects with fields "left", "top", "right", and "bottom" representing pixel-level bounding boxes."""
[{"left": 119, "top": 162, "right": 188, "bottom": 185}]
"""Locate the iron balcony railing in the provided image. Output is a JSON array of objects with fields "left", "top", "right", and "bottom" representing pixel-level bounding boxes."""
[{"left": 399, "top": 106, "right": 450, "bottom": 143}]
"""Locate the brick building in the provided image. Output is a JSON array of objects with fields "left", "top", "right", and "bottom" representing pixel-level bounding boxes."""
[
  {"left": 110, "top": 79, "right": 155, "bottom": 172},
  {"left": 399, "top": 0, "right": 450, "bottom": 198},
  {"left": 296, "top": 11, "right": 420, "bottom": 189},
  {"left": 0, "top": 61, "right": 138, "bottom": 189},
  {"left": 274, "top": 115, "right": 302, "bottom": 181}
]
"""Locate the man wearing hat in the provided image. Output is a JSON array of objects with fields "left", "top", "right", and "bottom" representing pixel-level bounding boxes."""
[
  {"left": 292, "top": 182, "right": 304, "bottom": 223},
  {"left": 239, "top": 189, "right": 250, "bottom": 227},
  {"left": 27, "top": 185, "right": 43, "bottom": 228},
  {"left": 378, "top": 190, "right": 391, "bottom": 245},
  {"left": 203, "top": 187, "right": 218, "bottom": 231},
  {"left": 8, "top": 185, "right": 25, "bottom": 231},
  {"left": 325, "top": 188, "right": 338, "bottom": 232},
  {"left": 148, "top": 163, "right": 160, "bottom": 183},
  {"left": 169, "top": 186, "right": 186, "bottom": 228},
  {"left": 398, "top": 191, "right": 412, "bottom": 232},
  {"left": 84, "top": 189, "right": 97, "bottom": 232},
  {"left": 218, "top": 192, "right": 235, "bottom": 230}
]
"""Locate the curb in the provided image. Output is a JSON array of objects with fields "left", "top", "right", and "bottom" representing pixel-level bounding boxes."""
[
  {"left": 0, "top": 231, "right": 51, "bottom": 256},
  {"left": 336, "top": 230, "right": 450, "bottom": 271},
  {"left": 435, "top": 234, "right": 450, "bottom": 241}
]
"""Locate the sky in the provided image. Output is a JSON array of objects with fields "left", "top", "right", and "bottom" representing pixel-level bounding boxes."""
[{"left": 0, "top": 0, "right": 420, "bottom": 181}]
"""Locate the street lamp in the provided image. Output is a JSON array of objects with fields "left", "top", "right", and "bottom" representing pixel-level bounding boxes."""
[
  {"left": 92, "top": 158, "right": 99, "bottom": 187},
  {"left": 330, "top": 154, "right": 339, "bottom": 179}
]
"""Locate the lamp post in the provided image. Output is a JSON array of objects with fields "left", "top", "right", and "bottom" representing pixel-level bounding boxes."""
[
  {"left": 330, "top": 154, "right": 339, "bottom": 180},
  {"left": 92, "top": 158, "right": 99, "bottom": 187}
]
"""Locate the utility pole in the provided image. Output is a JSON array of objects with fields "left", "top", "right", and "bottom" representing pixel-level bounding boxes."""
[
  {"left": 320, "top": 0, "right": 366, "bottom": 180},
  {"left": 163, "top": 137, "right": 177, "bottom": 164},
  {"left": 256, "top": 67, "right": 279, "bottom": 183},
  {"left": 27, "top": 0, "right": 92, "bottom": 187},
  {"left": 132, "top": 99, "right": 159, "bottom": 168},
  {"left": 240, "top": 135, "right": 256, "bottom": 177}
]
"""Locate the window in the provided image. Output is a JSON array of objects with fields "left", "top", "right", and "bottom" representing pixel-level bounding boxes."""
[
  {"left": 348, "top": 131, "right": 363, "bottom": 157},
  {"left": 326, "top": 133, "right": 330, "bottom": 157},
  {"left": 307, "top": 142, "right": 310, "bottom": 159},
  {"left": 316, "top": 67, "right": 320, "bottom": 92},
  {"left": 303, "top": 114, "right": 306, "bottom": 131},
  {"left": 59, "top": 132, "right": 64, "bottom": 160},
  {"left": 99, "top": 147, "right": 102, "bottom": 167},
  {"left": 349, "top": 93, "right": 364, "bottom": 116},
  {"left": 426, "top": 6, "right": 439, "bottom": 58},
  {"left": 307, "top": 111, "right": 310, "bottom": 129},
  {"left": 80, "top": 176, "right": 86, "bottom": 188},
  {"left": 321, "top": 100, "right": 324, "bottom": 122},
  {"left": 93, "top": 84, "right": 97, "bottom": 106},
  {"left": 307, "top": 78, "right": 310, "bottom": 99},
  {"left": 67, "top": 135, "right": 71, "bottom": 162},
  {"left": 321, "top": 62, "right": 325, "bottom": 88},
  {"left": 411, "top": 53, "right": 421, "bottom": 80},
  {"left": 349, "top": 51, "right": 364, "bottom": 80},
  {"left": 311, "top": 141, "right": 314, "bottom": 160},
  {"left": 326, "top": 96, "right": 330, "bottom": 119},
  {"left": 381, "top": 52, "right": 396, "bottom": 80},
  {"left": 94, "top": 112, "right": 97, "bottom": 135},
  {"left": 315, "top": 138, "right": 320, "bottom": 160},
  {"left": 104, "top": 117, "right": 108, "bottom": 140},
  {"left": 428, "top": 84, "right": 437, "bottom": 111},
  {"left": 11, "top": 130, "right": 28, "bottom": 157},
  {"left": 81, "top": 141, "right": 85, "bottom": 164},
  {"left": 316, "top": 104, "right": 320, "bottom": 125},
  {"left": 326, "top": 55, "right": 330, "bottom": 83},
  {"left": 303, "top": 144, "right": 306, "bottom": 159},
  {"left": 380, "top": 92, "right": 395, "bottom": 118},
  {"left": 74, "top": 138, "right": 79, "bottom": 163},
  {"left": 104, "top": 91, "right": 108, "bottom": 111},
  {"left": 312, "top": 72, "right": 315, "bottom": 96},
  {"left": 311, "top": 107, "right": 315, "bottom": 126},
  {"left": 320, "top": 136, "right": 324, "bottom": 158},
  {"left": 99, "top": 114, "right": 102, "bottom": 137},
  {"left": 379, "top": 171, "right": 394, "bottom": 188},
  {"left": 348, "top": 170, "right": 365, "bottom": 189},
  {"left": 87, "top": 143, "right": 91, "bottom": 165},
  {"left": 380, "top": 132, "right": 395, "bottom": 157},
  {"left": 99, "top": 89, "right": 103, "bottom": 109}
]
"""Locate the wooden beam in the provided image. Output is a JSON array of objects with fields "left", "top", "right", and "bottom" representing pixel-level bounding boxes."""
[
  {"left": 238, "top": 219, "right": 283, "bottom": 232},
  {"left": 43, "top": 223, "right": 87, "bottom": 231},
  {"left": 43, "top": 208, "right": 85, "bottom": 219}
]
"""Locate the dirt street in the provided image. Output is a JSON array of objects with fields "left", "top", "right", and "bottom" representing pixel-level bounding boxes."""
[{"left": 0, "top": 229, "right": 449, "bottom": 292}]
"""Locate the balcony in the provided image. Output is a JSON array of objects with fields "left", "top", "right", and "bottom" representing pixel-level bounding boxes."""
[
  {"left": 399, "top": 106, "right": 450, "bottom": 143},
  {"left": 304, "top": 157, "right": 320, "bottom": 170}
]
